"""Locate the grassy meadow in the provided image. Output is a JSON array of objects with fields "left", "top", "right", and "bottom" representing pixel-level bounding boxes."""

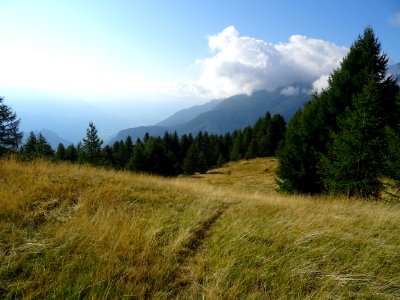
[{"left": 1, "top": 157, "right": 400, "bottom": 299}]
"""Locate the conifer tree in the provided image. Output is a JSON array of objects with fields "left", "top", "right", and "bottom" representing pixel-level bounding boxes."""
[
  {"left": 183, "top": 143, "right": 200, "bottom": 175},
  {"left": 22, "top": 131, "right": 38, "bottom": 158},
  {"left": 127, "top": 139, "right": 145, "bottom": 172},
  {"left": 65, "top": 144, "right": 78, "bottom": 162},
  {"left": 277, "top": 27, "right": 399, "bottom": 195},
  {"left": 36, "top": 133, "right": 54, "bottom": 157},
  {"left": 385, "top": 125, "right": 400, "bottom": 192},
  {"left": 81, "top": 122, "right": 103, "bottom": 165},
  {"left": 323, "top": 79, "right": 385, "bottom": 197},
  {"left": 56, "top": 143, "right": 66, "bottom": 160},
  {"left": 0, "top": 97, "right": 22, "bottom": 153},
  {"left": 101, "top": 145, "right": 114, "bottom": 167},
  {"left": 267, "top": 114, "right": 286, "bottom": 156}
]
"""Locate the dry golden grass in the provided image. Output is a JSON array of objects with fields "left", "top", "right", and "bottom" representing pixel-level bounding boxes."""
[{"left": 1, "top": 157, "right": 400, "bottom": 299}]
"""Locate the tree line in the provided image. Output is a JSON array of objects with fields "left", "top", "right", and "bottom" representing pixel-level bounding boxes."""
[{"left": 0, "top": 99, "right": 286, "bottom": 176}]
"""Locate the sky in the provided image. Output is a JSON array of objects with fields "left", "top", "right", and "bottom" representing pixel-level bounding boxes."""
[{"left": 0, "top": 0, "right": 399, "bottom": 140}]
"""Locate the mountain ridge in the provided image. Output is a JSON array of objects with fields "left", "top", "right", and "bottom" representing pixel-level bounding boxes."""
[{"left": 110, "top": 88, "right": 310, "bottom": 143}]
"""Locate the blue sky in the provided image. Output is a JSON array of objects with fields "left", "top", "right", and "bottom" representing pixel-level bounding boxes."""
[
  {"left": 1, "top": 1, "right": 399, "bottom": 98},
  {"left": 0, "top": 0, "right": 399, "bottom": 139}
]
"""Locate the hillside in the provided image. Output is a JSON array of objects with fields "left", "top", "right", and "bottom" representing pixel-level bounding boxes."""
[
  {"left": 111, "top": 89, "right": 309, "bottom": 143},
  {"left": 1, "top": 158, "right": 400, "bottom": 298}
]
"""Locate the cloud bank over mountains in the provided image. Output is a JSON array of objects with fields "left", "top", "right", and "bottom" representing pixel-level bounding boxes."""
[{"left": 176, "top": 26, "right": 348, "bottom": 99}]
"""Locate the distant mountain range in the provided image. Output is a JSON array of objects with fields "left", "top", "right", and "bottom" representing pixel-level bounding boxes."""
[
  {"left": 13, "top": 63, "right": 399, "bottom": 147},
  {"left": 110, "top": 62, "right": 400, "bottom": 144},
  {"left": 388, "top": 62, "right": 400, "bottom": 83},
  {"left": 110, "top": 88, "right": 310, "bottom": 143}
]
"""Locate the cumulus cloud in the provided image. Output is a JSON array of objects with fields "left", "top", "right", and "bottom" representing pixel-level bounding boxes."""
[
  {"left": 175, "top": 26, "right": 348, "bottom": 99},
  {"left": 389, "top": 12, "right": 400, "bottom": 27},
  {"left": 280, "top": 86, "right": 300, "bottom": 96}
]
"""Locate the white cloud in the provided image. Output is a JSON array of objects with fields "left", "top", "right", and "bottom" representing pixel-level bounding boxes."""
[
  {"left": 312, "top": 74, "right": 331, "bottom": 93},
  {"left": 280, "top": 86, "right": 300, "bottom": 96},
  {"left": 389, "top": 12, "right": 400, "bottom": 27},
  {"left": 175, "top": 26, "right": 348, "bottom": 99}
]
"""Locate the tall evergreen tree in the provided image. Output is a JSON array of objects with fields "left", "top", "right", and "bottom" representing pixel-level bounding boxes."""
[
  {"left": 323, "top": 79, "right": 386, "bottom": 197},
  {"left": 385, "top": 125, "right": 400, "bottom": 192},
  {"left": 65, "top": 144, "right": 78, "bottom": 162},
  {"left": 22, "top": 131, "right": 38, "bottom": 158},
  {"left": 183, "top": 143, "right": 200, "bottom": 175},
  {"left": 81, "top": 122, "right": 103, "bottom": 165},
  {"left": 36, "top": 133, "right": 54, "bottom": 157},
  {"left": 267, "top": 114, "right": 286, "bottom": 156},
  {"left": 101, "top": 145, "right": 114, "bottom": 167},
  {"left": 56, "top": 143, "right": 66, "bottom": 160},
  {"left": 127, "top": 139, "right": 145, "bottom": 172},
  {"left": 0, "top": 97, "right": 22, "bottom": 153},
  {"left": 277, "top": 27, "right": 399, "bottom": 195}
]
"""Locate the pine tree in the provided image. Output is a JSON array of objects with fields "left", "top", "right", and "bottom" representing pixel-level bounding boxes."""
[
  {"left": 81, "top": 122, "right": 103, "bottom": 165},
  {"left": 143, "top": 137, "right": 173, "bottom": 175},
  {"left": 277, "top": 109, "right": 324, "bottom": 193},
  {"left": 0, "top": 97, "right": 22, "bottom": 153},
  {"left": 65, "top": 144, "right": 78, "bottom": 162},
  {"left": 277, "top": 27, "right": 399, "bottom": 195},
  {"left": 183, "top": 143, "right": 200, "bottom": 175},
  {"left": 257, "top": 112, "right": 271, "bottom": 157},
  {"left": 385, "top": 126, "right": 400, "bottom": 192},
  {"left": 127, "top": 139, "right": 146, "bottom": 172},
  {"left": 36, "top": 133, "right": 54, "bottom": 157},
  {"left": 323, "top": 79, "right": 385, "bottom": 197},
  {"left": 267, "top": 114, "right": 286, "bottom": 156},
  {"left": 22, "top": 131, "right": 38, "bottom": 158},
  {"left": 56, "top": 143, "right": 66, "bottom": 160},
  {"left": 125, "top": 136, "right": 134, "bottom": 159},
  {"left": 101, "top": 145, "right": 114, "bottom": 167},
  {"left": 230, "top": 131, "right": 243, "bottom": 161},
  {"left": 197, "top": 151, "right": 208, "bottom": 174}
]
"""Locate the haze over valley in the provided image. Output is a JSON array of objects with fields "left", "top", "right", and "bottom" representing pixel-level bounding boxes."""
[{"left": 1, "top": 1, "right": 399, "bottom": 145}]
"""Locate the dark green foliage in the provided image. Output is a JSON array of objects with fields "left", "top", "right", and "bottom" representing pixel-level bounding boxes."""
[
  {"left": 143, "top": 137, "right": 175, "bottom": 176},
  {"left": 21, "top": 131, "right": 54, "bottom": 159},
  {"left": 322, "top": 80, "right": 385, "bottom": 198},
  {"left": 183, "top": 143, "right": 201, "bottom": 175},
  {"left": 385, "top": 126, "right": 400, "bottom": 191},
  {"left": 0, "top": 97, "right": 22, "bottom": 154},
  {"left": 101, "top": 145, "right": 114, "bottom": 167},
  {"left": 22, "top": 131, "right": 38, "bottom": 158},
  {"left": 81, "top": 122, "right": 103, "bottom": 165},
  {"left": 36, "top": 133, "right": 54, "bottom": 157},
  {"left": 277, "top": 27, "right": 400, "bottom": 197},
  {"left": 267, "top": 115, "right": 286, "bottom": 156},
  {"left": 277, "top": 110, "right": 324, "bottom": 193},
  {"left": 127, "top": 139, "right": 145, "bottom": 172},
  {"left": 64, "top": 144, "right": 78, "bottom": 162},
  {"left": 256, "top": 112, "right": 271, "bottom": 157},
  {"left": 230, "top": 131, "right": 243, "bottom": 161},
  {"left": 56, "top": 143, "right": 66, "bottom": 160}
]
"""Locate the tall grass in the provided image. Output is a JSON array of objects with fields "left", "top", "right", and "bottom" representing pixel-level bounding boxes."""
[{"left": 1, "top": 157, "right": 399, "bottom": 298}]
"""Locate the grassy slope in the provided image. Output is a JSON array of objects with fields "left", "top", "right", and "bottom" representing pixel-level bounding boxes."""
[{"left": 1, "top": 157, "right": 399, "bottom": 299}]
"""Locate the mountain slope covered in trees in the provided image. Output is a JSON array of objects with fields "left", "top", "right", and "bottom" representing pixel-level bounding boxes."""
[{"left": 111, "top": 89, "right": 309, "bottom": 143}]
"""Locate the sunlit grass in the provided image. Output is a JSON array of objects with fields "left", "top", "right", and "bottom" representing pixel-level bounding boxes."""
[{"left": 1, "top": 157, "right": 399, "bottom": 298}]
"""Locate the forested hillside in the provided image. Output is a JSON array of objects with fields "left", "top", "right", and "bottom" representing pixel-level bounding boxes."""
[{"left": 18, "top": 113, "right": 286, "bottom": 176}]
